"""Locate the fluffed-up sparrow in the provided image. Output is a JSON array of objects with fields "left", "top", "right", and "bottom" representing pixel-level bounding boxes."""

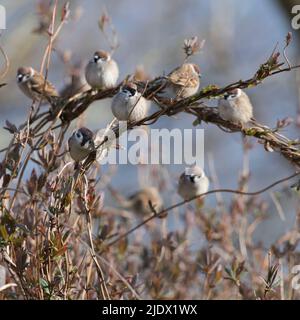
[
  {"left": 123, "top": 187, "right": 163, "bottom": 216},
  {"left": 218, "top": 88, "right": 253, "bottom": 125},
  {"left": 68, "top": 127, "right": 95, "bottom": 163},
  {"left": 178, "top": 166, "right": 209, "bottom": 200},
  {"left": 85, "top": 50, "right": 119, "bottom": 89},
  {"left": 111, "top": 82, "right": 149, "bottom": 122}
]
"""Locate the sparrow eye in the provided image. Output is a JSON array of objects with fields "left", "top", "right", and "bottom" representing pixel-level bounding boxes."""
[{"left": 76, "top": 132, "right": 81, "bottom": 138}]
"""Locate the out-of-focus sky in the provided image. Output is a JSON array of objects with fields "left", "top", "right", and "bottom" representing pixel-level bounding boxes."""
[{"left": 0, "top": 0, "right": 299, "bottom": 246}]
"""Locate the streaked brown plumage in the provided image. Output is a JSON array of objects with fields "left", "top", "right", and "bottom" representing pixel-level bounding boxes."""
[
  {"left": 122, "top": 187, "right": 163, "bottom": 216},
  {"left": 17, "top": 66, "right": 58, "bottom": 101},
  {"left": 166, "top": 63, "right": 201, "bottom": 99}
]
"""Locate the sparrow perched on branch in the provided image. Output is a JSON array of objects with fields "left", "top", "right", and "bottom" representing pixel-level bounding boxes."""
[
  {"left": 68, "top": 127, "right": 95, "bottom": 163},
  {"left": 178, "top": 166, "right": 209, "bottom": 200},
  {"left": 17, "top": 66, "right": 59, "bottom": 101},
  {"left": 111, "top": 82, "right": 149, "bottom": 122},
  {"left": 165, "top": 63, "right": 201, "bottom": 99},
  {"left": 121, "top": 187, "right": 163, "bottom": 216},
  {"left": 218, "top": 88, "right": 253, "bottom": 125},
  {"left": 85, "top": 50, "right": 119, "bottom": 89}
]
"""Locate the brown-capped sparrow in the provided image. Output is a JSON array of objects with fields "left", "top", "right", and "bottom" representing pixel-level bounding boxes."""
[
  {"left": 17, "top": 66, "right": 58, "bottom": 101},
  {"left": 178, "top": 166, "right": 209, "bottom": 200},
  {"left": 111, "top": 82, "right": 149, "bottom": 122},
  {"left": 123, "top": 187, "right": 163, "bottom": 216},
  {"left": 68, "top": 127, "right": 95, "bottom": 163},
  {"left": 85, "top": 50, "right": 119, "bottom": 89},
  {"left": 218, "top": 88, "right": 253, "bottom": 125},
  {"left": 165, "top": 63, "right": 201, "bottom": 99}
]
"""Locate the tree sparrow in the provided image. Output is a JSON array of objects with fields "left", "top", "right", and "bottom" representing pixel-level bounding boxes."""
[
  {"left": 68, "top": 127, "right": 95, "bottom": 163},
  {"left": 178, "top": 166, "right": 209, "bottom": 200},
  {"left": 166, "top": 63, "right": 201, "bottom": 99},
  {"left": 85, "top": 50, "right": 119, "bottom": 89},
  {"left": 218, "top": 88, "right": 253, "bottom": 125},
  {"left": 17, "top": 66, "right": 58, "bottom": 101},
  {"left": 111, "top": 82, "right": 149, "bottom": 122},
  {"left": 122, "top": 187, "right": 163, "bottom": 216}
]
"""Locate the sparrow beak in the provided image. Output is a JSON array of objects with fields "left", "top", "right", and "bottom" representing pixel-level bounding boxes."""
[{"left": 198, "top": 73, "right": 202, "bottom": 79}]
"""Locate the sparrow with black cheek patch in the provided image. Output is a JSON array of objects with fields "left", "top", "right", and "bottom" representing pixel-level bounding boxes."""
[
  {"left": 85, "top": 50, "right": 119, "bottom": 89},
  {"left": 111, "top": 82, "right": 149, "bottom": 122},
  {"left": 165, "top": 63, "right": 201, "bottom": 99},
  {"left": 122, "top": 187, "right": 163, "bottom": 216},
  {"left": 68, "top": 127, "right": 95, "bottom": 163},
  {"left": 218, "top": 88, "right": 253, "bottom": 126},
  {"left": 178, "top": 166, "right": 209, "bottom": 200},
  {"left": 17, "top": 66, "right": 58, "bottom": 101}
]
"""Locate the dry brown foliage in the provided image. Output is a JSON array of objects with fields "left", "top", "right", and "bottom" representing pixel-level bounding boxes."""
[{"left": 0, "top": 3, "right": 300, "bottom": 300}]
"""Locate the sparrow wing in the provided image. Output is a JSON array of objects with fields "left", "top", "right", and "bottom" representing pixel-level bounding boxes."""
[
  {"left": 168, "top": 64, "right": 198, "bottom": 88},
  {"left": 30, "top": 72, "right": 58, "bottom": 97}
]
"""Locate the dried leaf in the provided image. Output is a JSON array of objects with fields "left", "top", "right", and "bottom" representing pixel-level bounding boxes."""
[
  {"left": 276, "top": 117, "right": 293, "bottom": 129},
  {"left": 4, "top": 120, "right": 17, "bottom": 134},
  {"left": 27, "top": 169, "right": 38, "bottom": 196},
  {"left": 286, "top": 32, "right": 292, "bottom": 47},
  {"left": 98, "top": 12, "right": 110, "bottom": 31},
  {"left": 61, "top": 2, "right": 70, "bottom": 22},
  {"left": 54, "top": 245, "right": 68, "bottom": 257},
  {"left": 183, "top": 36, "right": 205, "bottom": 58},
  {"left": 99, "top": 225, "right": 109, "bottom": 240},
  {"left": 15, "top": 248, "right": 29, "bottom": 273},
  {"left": 2, "top": 174, "right": 11, "bottom": 188},
  {"left": 0, "top": 225, "right": 9, "bottom": 241}
]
